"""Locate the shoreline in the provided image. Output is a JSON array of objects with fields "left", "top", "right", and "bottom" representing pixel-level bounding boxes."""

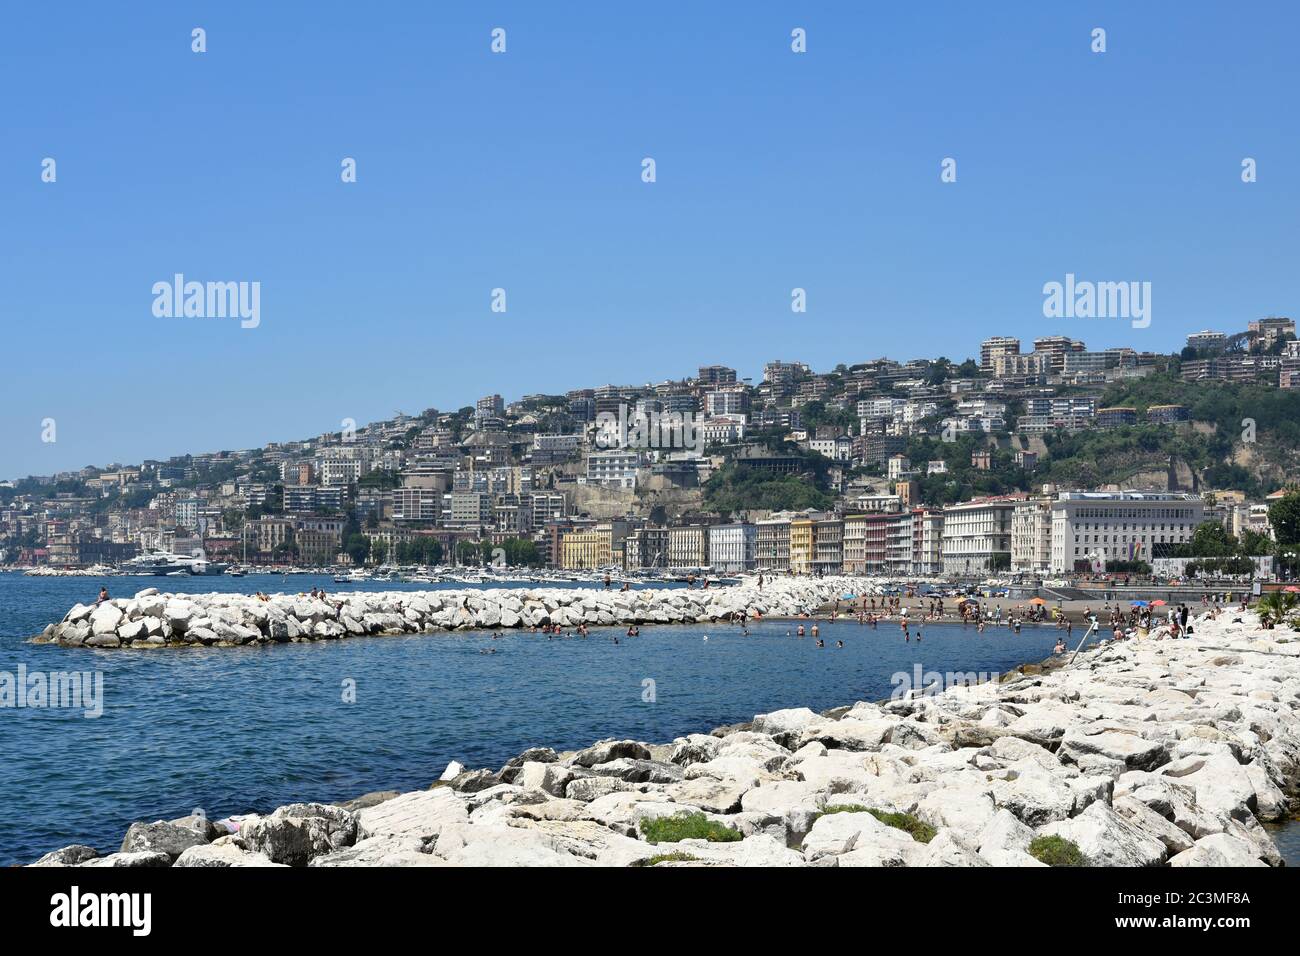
[{"left": 27, "top": 605, "right": 1299, "bottom": 868}]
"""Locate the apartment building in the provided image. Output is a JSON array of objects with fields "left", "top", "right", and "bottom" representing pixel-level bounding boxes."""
[
  {"left": 756, "top": 515, "right": 791, "bottom": 572},
  {"left": 1011, "top": 497, "right": 1053, "bottom": 573},
  {"left": 909, "top": 508, "right": 944, "bottom": 576},
  {"left": 708, "top": 523, "right": 758, "bottom": 573},
  {"left": 941, "top": 497, "right": 1017, "bottom": 575},
  {"left": 812, "top": 517, "right": 844, "bottom": 576},
  {"left": 667, "top": 525, "right": 710, "bottom": 569},
  {"left": 789, "top": 518, "right": 815, "bottom": 575},
  {"left": 560, "top": 520, "right": 628, "bottom": 570}
]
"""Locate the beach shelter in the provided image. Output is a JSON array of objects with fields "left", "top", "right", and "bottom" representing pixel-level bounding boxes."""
[{"left": 1131, "top": 600, "right": 1149, "bottom": 607}]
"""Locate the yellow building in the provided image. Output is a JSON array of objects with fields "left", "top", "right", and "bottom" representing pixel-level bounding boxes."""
[
  {"left": 789, "top": 518, "right": 815, "bottom": 575},
  {"left": 561, "top": 524, "right": 613, "bottom": 569}
]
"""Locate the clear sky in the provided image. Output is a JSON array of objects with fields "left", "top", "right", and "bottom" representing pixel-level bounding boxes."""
[{"left": 2, "top": 1, "right": 1297, "bottom": 479}]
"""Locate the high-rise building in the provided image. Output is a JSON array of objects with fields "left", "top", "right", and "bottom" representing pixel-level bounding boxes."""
[{"left": 980, "top": 336, "right": 1020, "bottom": 372}]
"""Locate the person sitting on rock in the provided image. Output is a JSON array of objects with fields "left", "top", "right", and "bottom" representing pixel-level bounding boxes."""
[{"left": 96, "top": 587, "right": 110, "bottom": 605}]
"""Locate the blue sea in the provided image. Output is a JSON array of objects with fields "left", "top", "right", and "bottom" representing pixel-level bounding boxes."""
[{"left": 0, "top": 572, "right": 1292, "bottom": 866}]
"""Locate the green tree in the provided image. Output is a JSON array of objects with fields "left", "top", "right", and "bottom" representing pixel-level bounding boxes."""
[
  {"left": 1270, "top": 490, "right": 1300, "bottom": 547},
  {"left": 344, "top": 533, "right": 371, "bottom": 565}
]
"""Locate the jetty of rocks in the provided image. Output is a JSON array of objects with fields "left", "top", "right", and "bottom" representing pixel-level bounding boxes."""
[
  {"left": 34, "top": 577, "right": 872, "bottom": 649},
  {"left": 29, "top": 607, "right": 1300, "bottom": 867}
]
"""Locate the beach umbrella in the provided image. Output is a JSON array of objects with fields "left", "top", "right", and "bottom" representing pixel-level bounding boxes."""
[
  {"left": 1285, "top": 586, "right": 1300, "bottom": 593},
  {"left": 841, "top": 593, "right": 856, "bottom": 600},
  {"left": 1028, "top": 597, "right": 1047, "bottom": 605},
  {"left": 1150, "top": 599, "right": 1167, "bottom": 606},
  {"left": 1131, "top": 600, "right": 1148, "bottom": 607}
]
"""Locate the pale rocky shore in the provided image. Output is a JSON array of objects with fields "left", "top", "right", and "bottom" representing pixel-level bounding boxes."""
[
  {"left": 28, "top": 607, "right": 1300, "bottom": 867},
  {"left": 34, "top": 577, "right": 868, "bottom": 649}
]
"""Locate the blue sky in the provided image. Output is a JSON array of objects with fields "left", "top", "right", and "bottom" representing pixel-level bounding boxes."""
[{"left": 2, "top": 1, "right": 1297, "bottom": 479}]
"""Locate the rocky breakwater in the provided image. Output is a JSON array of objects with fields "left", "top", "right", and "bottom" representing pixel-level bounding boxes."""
[
  {"left": 30, "top": 609, "right": 1300, "bottom": 867},
  {"left": 33, "top": 577, "right": 869, "bottom": 649}
]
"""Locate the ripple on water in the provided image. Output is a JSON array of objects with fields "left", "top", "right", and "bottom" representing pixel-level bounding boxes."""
[{"left": 3, "top": 573, "right": 1072, "bottom": 864}]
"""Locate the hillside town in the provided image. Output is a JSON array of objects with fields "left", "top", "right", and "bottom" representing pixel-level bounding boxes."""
[{"left": 5, "top": 318, "right": 1299, "bottom": 580}]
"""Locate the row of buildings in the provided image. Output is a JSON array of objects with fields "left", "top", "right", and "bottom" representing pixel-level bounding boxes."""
[{"left": 557, "top": 490, "right": 1210, "bottom": 576}]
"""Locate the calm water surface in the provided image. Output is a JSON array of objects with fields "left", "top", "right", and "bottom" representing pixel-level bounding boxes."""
[{"left": 1, "top": 572, "right": 1293, "bottom": 866}]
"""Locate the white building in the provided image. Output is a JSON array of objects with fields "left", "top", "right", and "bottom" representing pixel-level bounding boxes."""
[
  {"left": 1049, "top": 491, "right": 1204, "bottom": 573},
  {"left": 699, "top": 417, "right": 746, "bottom": 446},
  {"left": 708, "top": 523, "right": 757, "bottom": 573},
  {"left": 583, "top": 450, "right": 641, "bottom": 489},
  {"left": 887, "top": 455, "right": 912, "bottom": 480},
  {"left": 1011, "top": 498, "right": 1053, "bottom": 573},
  {"left": 910, "top": 509, "right": 944, "bottom": 576},
  {"left": 703, "top": 390, "right": 748, "bottom": 418},
  {"left": 941, "top": 497, "right": 1017, "bottom": 575},
  {"left": 810, "top": 436, "right": 853, "bottom": 461}
]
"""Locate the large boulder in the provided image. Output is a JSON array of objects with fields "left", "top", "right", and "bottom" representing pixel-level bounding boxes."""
[
  {"left": 239, "top": 803, "right": 359, "bottom": 866},
  {"left": 29, "top": 845, "right": 99, "bottom": 867},
  {"left": 1168, "top": 832, "right": 1269, "bottom": 867},
  {"left": 1037, "top": 801, "right": 1167, "bottom": 867},
  {"left": 1161, "top": 752, "right": 1257, "bottom": 822},
  {"left": 571, "top": 739, "right": 651, "bottom": 767},
  {"left": 309, "top": 836, "right": 445, "bottom": 867},
  {"left": 356, "top": 788, "right": 469, "bottom": 841},
  {"left": 173, "top": 840, "right": 285, "bottom": 867},
  {"left": 80, "top": 851, "right": 171, "bottom": 868},
  {"left": 89, "top": 603, "right": 124, "bottom": 635},
  {"left": 120, "top": 819, "right": 213, "bottom": 860},
  {"left": 977, "top": 809, "right": 1044, "bottom": 867},
  {"left": 1059, "top": 726, "right": 1169, "bottom": 772}
]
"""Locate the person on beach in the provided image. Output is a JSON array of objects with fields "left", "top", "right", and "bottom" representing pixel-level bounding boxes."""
[
  {"left": 810, "top": 623, "right": 819, "bottom": 638},
  {"left": 603, "top": 573, "right": 611, "bottom": 590},
  {"left": 1054, "top": 638, "right": 1066, "bottom": 655},
  {"left": 797, "top": 624, "right": 805, "bottom": 637},
  {"left": 96, "top": 587, "right": 110, "bottom": 605}
]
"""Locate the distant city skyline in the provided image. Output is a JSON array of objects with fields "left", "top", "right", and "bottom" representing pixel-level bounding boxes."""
[{"left": 4, "top": 1, "right": 1298, "bottom": 477}]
